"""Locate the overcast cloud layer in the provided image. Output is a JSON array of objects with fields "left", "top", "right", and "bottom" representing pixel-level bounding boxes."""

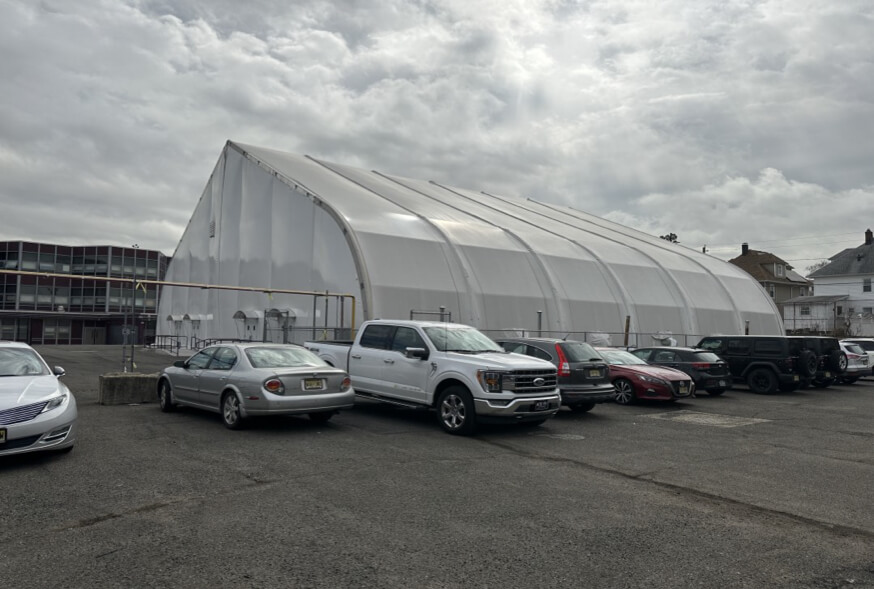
[{"left": 1, "top": 0, "right": 872, "bottom": 272}]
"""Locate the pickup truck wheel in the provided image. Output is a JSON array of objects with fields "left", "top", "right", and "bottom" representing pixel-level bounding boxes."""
[
  {"left": 221, "top": 392, "right": 246, "bottom": 430},
  {"left": 747, "top": 369, "right": 777, "bottom": 394},
  {"left": 158, "top": 380, "right": 176, "bottom": 412},
  {"left": 613, "top": 379, "right": 636, "bottom": 405},
  {"left": 436, "top": 387, "right": 477, "bottom": 436}
]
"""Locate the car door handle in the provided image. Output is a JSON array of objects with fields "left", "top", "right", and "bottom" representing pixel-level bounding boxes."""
[
  {"left": 384, "top": 359, "right": 395, "bottom": 364},
  {"left": 351, "top": 354, "right": 362, "bottom": 359}
]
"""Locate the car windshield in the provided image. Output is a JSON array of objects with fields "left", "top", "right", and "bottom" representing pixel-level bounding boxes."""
[
  {"left": 690, "top": 351, "right": 722, "bottom": 362},
  {"left": 422, "top": 326, "right": 503, "bottom": 353},
  {"left": 560, "top": 341, "right": 602, "bottom": 362},
  {"left": 245, "top": 347, "right": 328, "bottom": 368},
  {"left": 599, "top": 349, "right": 648, "bottom": 365},
  {"left": 0, "top": 348, "right": 49, "bottom": 377}
]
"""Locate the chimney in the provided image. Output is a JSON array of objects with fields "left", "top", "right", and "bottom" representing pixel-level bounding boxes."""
[
  {"left": 866, "top": 229, "right": 873, "bottom": 245},
  {"left": 742, "top": 243, "right": 749, "bottom": 256}
]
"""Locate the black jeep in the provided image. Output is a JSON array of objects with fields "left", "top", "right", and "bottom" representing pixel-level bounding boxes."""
[
  {"left": 696, "top": 335, "right": 804, "bottom": 394},
  {"left": 787, "top": 336, "right": 846, "bottom": 388}
]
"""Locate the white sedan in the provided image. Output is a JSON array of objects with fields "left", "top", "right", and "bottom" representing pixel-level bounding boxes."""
[
  {"left": 0, "top": 342, "right": 77, "bottom": 457},
  {"left": 157, "top": 343, "right": 355, "bottom": 429}
]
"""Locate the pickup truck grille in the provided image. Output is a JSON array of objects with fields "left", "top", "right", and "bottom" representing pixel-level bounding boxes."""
[{"left": 512, "top": 369, "right": 558, "bottom": 394}]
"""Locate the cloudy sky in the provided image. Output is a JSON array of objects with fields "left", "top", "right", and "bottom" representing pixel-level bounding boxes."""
[{"left": 2, "top": 0, "right": 872, "bottom": 272}]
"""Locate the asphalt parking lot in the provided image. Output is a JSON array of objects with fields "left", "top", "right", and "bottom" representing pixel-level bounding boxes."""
[{"left": 3, "top": 346, "right": 874, "bottom": 588}]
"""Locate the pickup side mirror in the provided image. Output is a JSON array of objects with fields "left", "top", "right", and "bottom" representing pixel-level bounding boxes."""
[
  {"left": 405, "top": 347, "right": 429, "bottom": 360},
  {"left": 173, "top": 360, "right": 187, "bottom": 368}
]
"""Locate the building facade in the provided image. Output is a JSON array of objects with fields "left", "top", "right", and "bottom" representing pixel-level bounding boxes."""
[
  {"left": 807, "top": 229, "right": 874, "bottom": 336},
  {"left": 0, "top": 241, "right": 169, "bottom": 345},
  {"left": 728, "top": 243, "right": 812, "bottom": 317}
]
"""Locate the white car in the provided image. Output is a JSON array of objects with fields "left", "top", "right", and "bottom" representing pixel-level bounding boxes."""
[
  {"left": 0, "top": 342, "right": 77, "bottom": 457},
  {"left": 841, "top": 338, "right": 874, "bottom": 376},
  {"left": 838, "top": 341, "right": 869, "bottom": 384}
]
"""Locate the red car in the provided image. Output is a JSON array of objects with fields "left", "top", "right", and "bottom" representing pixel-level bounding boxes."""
[{"left": 595, "top": 348, "right": 694, "bottom": 404}]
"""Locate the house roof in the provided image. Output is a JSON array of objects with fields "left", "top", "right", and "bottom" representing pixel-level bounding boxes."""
[
  {"left": 809, "top": 234, "right": 874, "bottom": 277},
  {"left": 728, "top": 249, "right": 811, "bottom": 285},
  {"left": 781, "top": 294, "right": 848, "bottom": 304}
]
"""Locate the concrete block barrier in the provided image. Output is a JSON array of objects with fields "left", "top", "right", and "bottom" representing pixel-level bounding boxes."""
[{"left": 98, "top": 373, "right": 160, "bottom": 405}]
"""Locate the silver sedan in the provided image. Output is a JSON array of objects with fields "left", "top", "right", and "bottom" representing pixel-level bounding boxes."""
[
  {"left": 0, "top": 342, "right": 77, "bottom": 457},
  {"left": 157, "top": 343, "right": 355, "bottom": 429}
]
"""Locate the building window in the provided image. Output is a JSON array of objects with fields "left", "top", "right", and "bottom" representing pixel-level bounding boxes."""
[
  {"left": 799, "top": 287, "right": 806, "bottom": 296},
  {"left": 864, "top": 278, "right": 872, "bottom": 292},
  {"left": 800, "top": 305, "right": 810, "bottom": 316},
  {"left": 775, "top": 264, "right": 784, "bottom": 277},
  {"left": 864, "top": 307, "right": 873, "bottom": 315},
  {"left": 769, "top": 285, "right": 775, "bottom": 298},
  {"left": 837, "top": 306, "right": 843, "bottom": 316}
]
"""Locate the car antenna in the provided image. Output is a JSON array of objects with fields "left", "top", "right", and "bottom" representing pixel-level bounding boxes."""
[{"left": 562, "top": 333, "right": 570, "bottom": 341}]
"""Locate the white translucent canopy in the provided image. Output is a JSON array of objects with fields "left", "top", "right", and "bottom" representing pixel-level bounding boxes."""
[{"left": 157, "top": 141, "right": 782, "bottom": 345}]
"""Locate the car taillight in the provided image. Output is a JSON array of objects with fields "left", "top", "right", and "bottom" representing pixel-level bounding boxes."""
[
  {"left": 691, "top": 362, "right": 710, "bottom": 369},
  {"left": 264, "top": 378, "right": 284, "bottom": 393},
  {"left": 340, "top": 376, "right": 352, "bottom": 391},
  {"left": 555, "top": 344, "right": 570, "bottom": 376}
]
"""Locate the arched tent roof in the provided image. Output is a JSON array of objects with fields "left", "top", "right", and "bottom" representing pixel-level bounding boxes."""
[{"left": 158, "top": 141, "right": 783, "bottom": 343}]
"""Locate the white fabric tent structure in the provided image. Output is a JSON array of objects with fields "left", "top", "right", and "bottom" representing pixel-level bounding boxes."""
[{"left": 157, "top": 141, "right": 784, "bottom": 345}]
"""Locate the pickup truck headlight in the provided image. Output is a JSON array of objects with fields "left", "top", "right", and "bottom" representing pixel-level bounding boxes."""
[{"left": 477, "top": 370, "right": 513, "bottom": 393}]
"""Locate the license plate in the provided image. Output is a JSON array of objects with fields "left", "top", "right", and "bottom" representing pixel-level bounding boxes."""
[
  {"left": 0, "top": 428, "right": 5, "bottom": 444},
  {"left": 824, "top": 371, "right": 831, "bottom": 378},
  {"left": 719, "top": 380, "right": 726, "bottom": 387},
  {"left": 793, "top": 375, "right": 799, "bottom": 381},
  {"left": 533, "top": 400, "right": 549, "bottom": 411},
  {"left": 303, "top": 378, "right": 324, "bottom": 391},
  {"left": 678, "top": 384, "right": 688, "bottom": 395},
  {"left": 588, "top": 369, "right": 601, "bottom": 378}
]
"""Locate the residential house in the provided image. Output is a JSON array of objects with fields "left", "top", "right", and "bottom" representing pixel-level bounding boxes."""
[
  {"left": 728, "top": 243, "right": 812, "bottom": 317},
  {"left": 807, "top": 229, "right": 874, "bottom": 337},
  {"left": 781, "top": 294, "right": 849, "bottom": 334}
]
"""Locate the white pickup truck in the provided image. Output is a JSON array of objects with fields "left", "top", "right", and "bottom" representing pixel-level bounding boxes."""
[{"left": 304, "top": 319, "right": 561, "bottom": 435}]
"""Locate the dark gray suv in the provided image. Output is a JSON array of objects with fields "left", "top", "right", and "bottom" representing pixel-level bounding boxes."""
[{"left": 495, "top": 337, "right": 615, "bottom": 412}]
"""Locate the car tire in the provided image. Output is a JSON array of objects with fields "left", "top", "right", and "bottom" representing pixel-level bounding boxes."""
[
  {"left": 747, "top": 369, "right": 778, "bottom": 394},
  {"left": 309, "top": 411, "right": 334, "bottom": 423},
  {"left": 158, "top": 380, "right": 176, "bottom": 412},
  {"left": 706, "top": 388, "right": 726, "bottom": 396},
  {"left": 436, "top": 386, "right": 477, "bottom": 436},
  {"left": 840, "top": 376, "right": 858, "bottom": 385},
  {"left": 813, "top": 377, "right": 835, "bottom": 389},
  {"left": 798, "top": 350, "right": 818, "bottom": 378},
  {"left": 569, "top": 402, "right": 596, "bottom": 413},
  {"left": 221, "top": 391, "right": 246, "bottom": 430},
  {"left": 835, "top": 351, "right": 848, "bottom": 373},
  {"left": 613, "top": 379, "right": 636, "bottom": 405},
  {"left": 779, "top": 383, "right": 799, "bottom": 392}
]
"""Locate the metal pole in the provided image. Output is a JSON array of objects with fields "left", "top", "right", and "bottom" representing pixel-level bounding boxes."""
[
  {"left": 312, "top": 296, "right": 318, "bottom": 340},
  {"left": 537, "top": 310, "right": 542, "bottom": 336},
  {"left": 130, "top": 278, "right": 136, "bottom": 372}
]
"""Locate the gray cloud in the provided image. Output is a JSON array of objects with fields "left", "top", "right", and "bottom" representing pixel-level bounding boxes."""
[{"left": 1, "top": 0, "right": 872, "bottom": 268}]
